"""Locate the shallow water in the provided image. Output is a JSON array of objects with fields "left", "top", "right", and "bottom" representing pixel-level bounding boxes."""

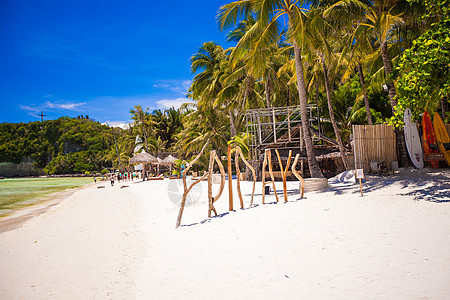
[{"left": 0, "top": 177, "right": 92, "bottom": 214}]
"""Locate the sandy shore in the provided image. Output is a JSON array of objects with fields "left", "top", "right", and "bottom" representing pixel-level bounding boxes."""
[{"left": 1, "top": 168, "right": 450, "bottom": 299}]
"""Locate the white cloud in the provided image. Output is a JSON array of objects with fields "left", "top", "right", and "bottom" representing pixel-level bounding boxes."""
[
  {"left": 156, "top": 98, "right": 194, "bottom": 110},
  {"left": 152, "top": 79, "right": 191, "bottom": 95},
  {"left": 20, "top": 105, "right": 40, "bottom": 112},
  {"left": 45, "top": 101, "right": 86, "bottom": 110},
  {"left": 102, "top": 121, "right": 131, "bottom": 129}
]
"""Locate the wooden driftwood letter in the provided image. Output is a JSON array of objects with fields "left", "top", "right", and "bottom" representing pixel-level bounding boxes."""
[
  {"left": 262, "top": 149, "right": 279, "bottom": 204},
  {"left": 236, "top": 147, "right": 256, "bottom": 207},
  {"left": 176, "top": 142, "right": 209, "bottom": 228},
  {"left": 276, "top": 149, "right": 292, "bottom": 202},
  {"left": 235, "top": 150, "right": 244, "bottom": 209},
  {"left": 292, "top": 153, "right": 305, "bottom": 199},
  {"left": 227, "top": 144, "right": 233, "bottom": 211},
  {"left": 207, "top": 151, "right": 218, "bottom": 218}
]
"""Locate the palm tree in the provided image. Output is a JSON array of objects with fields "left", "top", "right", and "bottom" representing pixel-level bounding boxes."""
[
  {"left": 190, "top": 42, "right": 239, "bottom": 138},
  {"left": 129, "top": 105, "right": 151, "bottom": 151},
  {"left": 218, "top": 0, "right": 324, "bottom": 178},
  {"left": 176, "top": 100, "right": 230, "bottom": 155},
  {"left": 322, "top": 0, "right": 406, "bottom": 114},
  {"left": 305, "top": 8, "right": 351, "bottom": 170}
]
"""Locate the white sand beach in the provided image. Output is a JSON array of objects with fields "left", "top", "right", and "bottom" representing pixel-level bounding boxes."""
[{"left": 1, "top": 168, "right": 450, "bottom": 299}]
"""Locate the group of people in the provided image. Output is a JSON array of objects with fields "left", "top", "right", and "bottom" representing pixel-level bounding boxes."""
[{"left": 109, "top": 172, "right": 138, "bottom": 186}]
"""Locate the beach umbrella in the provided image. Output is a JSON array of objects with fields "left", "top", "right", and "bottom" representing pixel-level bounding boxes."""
[
  {"left": 129, "top": 151, "right": 158, "bottom": 178},
  {"left": 161, "top": 155, "right": 179, "bottom": 173},
  {"left": 129, "top": 151, "right": 158, "bottom": 164},
  {"left": 156, "top": 157, "right": 164, "bottom": 173},
  {"left": 162, "top": 155, "right": 178, "bottom": 165}
]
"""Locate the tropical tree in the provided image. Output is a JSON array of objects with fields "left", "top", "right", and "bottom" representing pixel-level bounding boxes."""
[
  {"left": 176, "top": 100, "right": 230, "bottom": 155},
  {"left": 305, "top": 7, "right": 351, "bottom": 170},
  {"left": 129, "top": 105, "right": 151, "bottom": 151},
  {"left": 218, "top": 0, "right": 324, "bottom": 178}
]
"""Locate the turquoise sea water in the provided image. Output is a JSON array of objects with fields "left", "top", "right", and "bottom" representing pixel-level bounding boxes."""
[{"left": 0, "top": 177, "right": 92, "bottom": 214}]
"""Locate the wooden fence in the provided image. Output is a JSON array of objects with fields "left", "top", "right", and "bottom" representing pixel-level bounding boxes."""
[{"left": 352, "top": 124, "right": 398, "bottom": 172}]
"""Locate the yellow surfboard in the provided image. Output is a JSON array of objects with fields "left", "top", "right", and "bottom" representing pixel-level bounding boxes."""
[{"left": 433, "top": 113, "right": 450, "bottom": 166}]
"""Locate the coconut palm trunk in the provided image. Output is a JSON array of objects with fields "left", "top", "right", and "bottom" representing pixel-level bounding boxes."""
[
  {"left": 356, "top": 62, "right": 373, "bottom": 125},
  {"left": 380, "top": 41, "right": 409, "bottom": 166},
  {"left": 229, "top": 109, "right": 237, "bottom": 138},
  {"left": 380, "top": 42, "right": 397, "bottom": 115},
  {"left": 321, "top": 56, "right": 350, "bottom": 170},
  {"left": 293, "top": 42, "right": 323, "bottom": 178}
]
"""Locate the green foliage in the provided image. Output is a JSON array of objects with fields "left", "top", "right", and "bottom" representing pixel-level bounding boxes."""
[
  {"left": 389, "top": 16, "right": 450, "bottom": 127},
  {"left": 0, "top": 117, "right": 115, "bottom": 174}
]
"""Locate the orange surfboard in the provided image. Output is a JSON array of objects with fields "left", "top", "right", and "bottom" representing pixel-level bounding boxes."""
[
  {"left": 433, "top": 112, "right": 450, "bottom": 166},
  {"left": 422, "top": 110, "right": 439, "bottom": 168}
]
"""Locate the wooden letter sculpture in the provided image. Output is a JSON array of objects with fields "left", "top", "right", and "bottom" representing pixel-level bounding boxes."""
[
  {"left": 227, "top": 144, "right": 233, "bottom": 211},
  {"left": 234, "top": 146, "right": 256, "bottom": 208},
  {"left": 207, "top": 150, "right": 226, "bottom": 217},
  {"left": 275, "top": 149, "right": 292, "bottom": 202},
  {"left": 262, "top": 149, "right": 279, "bottom": 204},
  {"left": 176, "top": 142, "right": 209, "bottom": 228},
  {"left": 292, "top": 153, "right": 305, "bottom": 199}
]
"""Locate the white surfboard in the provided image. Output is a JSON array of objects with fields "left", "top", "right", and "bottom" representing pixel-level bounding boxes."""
[{"left": 404, "top": 108, "right": 424, "bottom": 168}]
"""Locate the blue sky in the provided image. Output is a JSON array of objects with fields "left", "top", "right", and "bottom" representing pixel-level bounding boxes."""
[{"left": 0, "top": 0, "right": 232, "bottom": 125}]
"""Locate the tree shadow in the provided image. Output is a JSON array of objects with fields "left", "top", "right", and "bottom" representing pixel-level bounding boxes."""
[{"left": 327, "top": 170, "right": 450, "bottom": 202}]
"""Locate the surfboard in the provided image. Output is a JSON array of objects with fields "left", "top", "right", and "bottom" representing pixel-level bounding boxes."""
[
  {"left": 433, "top": 112, "right": 450, "bottom": 166},
  {"left": 404, "top": 108, "right": 424, "bottom": 168},
  {"left": 421, "top": 110, "right": 439, "bottom": 168}
]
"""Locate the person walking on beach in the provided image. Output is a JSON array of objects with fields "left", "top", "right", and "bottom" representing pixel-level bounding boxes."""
[
  {"left": 93, "top": 176, "right": 97, "bottom": 183},
  {"left": 110, "top": 174, "right": 115, "bottom": 186}
]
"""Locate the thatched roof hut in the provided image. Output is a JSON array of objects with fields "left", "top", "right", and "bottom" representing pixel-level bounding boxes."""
[
  {"left": 129, "top": 151, "right": 158, "bottom": 164},
  {"left": 161, "top": 155, "right": 178, "bottom": 165}
]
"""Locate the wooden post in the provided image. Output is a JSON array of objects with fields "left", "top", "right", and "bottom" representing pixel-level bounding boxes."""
[
  {"left": 212, "top": 153, "right": 226, "bottom": 203},
  {"left": 356, "top": 169, "right": 364, "bottom": 196},
  {"left": 235, "top": 150, "right": 244, "bottom": 208},
  {"left": 267, "top": 149, "right": 279, "bottom": 202},
  {"left": 262, "top": 150, "right": 268, "bottom": 204},
  {"left": 276, "top": 149, "right": 292, "bottom": 202},
  {"left": 176, "top": 142, "right": 209, "bottom": 228},
  {"left": 272, "top": 108, "right": 277, "bottom": 143},
  {"left": 288, "top": 107, "right": 291, "bottom": 142},
  {"left": 236, "top": 147, "right": 256, "bottom": 207},
  {"left": 207, "top": 151, "right": 218, "bottom": 217},
  {"left": 227, "top": 144, "right": 233, "bottom": 211},
  {"left": 292, "top": 154, "right": 305, "bottom": 199}
]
